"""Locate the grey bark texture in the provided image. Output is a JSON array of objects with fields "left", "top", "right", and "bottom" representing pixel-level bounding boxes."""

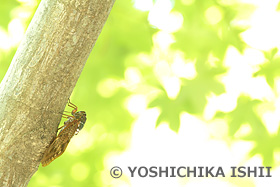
[{"left": 0, "top": 0, "right": 115, "bottom": 186}]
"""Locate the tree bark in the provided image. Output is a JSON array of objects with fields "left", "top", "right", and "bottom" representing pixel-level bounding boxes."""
[{"left": 0, "top": 0, "right": 115, "bottom": 186}]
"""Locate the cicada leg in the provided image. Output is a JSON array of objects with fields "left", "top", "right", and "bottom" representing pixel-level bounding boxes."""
[
  {"left": 67, "top": 99, "right": 78, "bottom": 115},
  {"left": 57, "top": 126, "right": 64, "bottom": 131},
  {"left": 61, "top": 113, "right": 72, "bottom": 118},
  {"left": 57, "top": 120, "right": 70, "bottom": 131}
]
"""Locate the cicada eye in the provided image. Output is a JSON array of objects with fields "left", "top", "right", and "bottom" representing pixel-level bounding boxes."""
[{"left": 78, "top": 121, "right": 85, "bottom": 131}]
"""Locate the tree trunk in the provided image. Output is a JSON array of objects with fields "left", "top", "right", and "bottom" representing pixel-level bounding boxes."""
[{"left": 0, "top": 0, "right": 115, "bottom": 186}]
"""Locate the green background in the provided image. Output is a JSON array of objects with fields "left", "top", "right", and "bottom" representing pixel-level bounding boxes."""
[{"left": 1, "top": 0, "right": 280, "bottom": 186}]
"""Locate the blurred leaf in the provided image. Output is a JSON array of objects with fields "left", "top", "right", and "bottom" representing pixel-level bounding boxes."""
[
  {"left": 173, "top": 1, "right": 247, "bottom": 60},
  {"left": 263, "top": 47, "right": 278, "bottom": 61},
  {"left": 244, "top": 122, "right": 278, "bottom": 166},
  {"left": 254, "top": 56, "right": 280, "bottom": 88},
  {"left": 277, "top": 0, "right": 280, "bottom": 11},
  {"left": 215, "top": 95, "right": 280, "bottom": 165},
  {"left": 150, "top": 58, "right": 226, "bottom": 132},
  {"left": 149, "top": 92, "right": 182, "bottom": 132},
  {"left": 242, "top": 119, "right": 280, "bottom": 166},
  {"left": 0, "top": 0, "right": 20, "bottom": 30},
  {"left": 216, "top": 95, "right": 261, "bottom": 136}
]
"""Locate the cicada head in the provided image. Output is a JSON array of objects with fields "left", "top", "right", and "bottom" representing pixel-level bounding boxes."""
[{"left": 74, "top": 111, "right": 86, "bottom": 131}]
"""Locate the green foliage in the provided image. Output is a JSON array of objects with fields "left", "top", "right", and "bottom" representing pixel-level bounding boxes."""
[
  {"left": 254, "top": 48, "right": 280, "bottom": 88},
  {"left": 1, "top": 0, "right": 280, "bottom": 186},
  {"left": 216, "top": 96, "right": 261, "bottom": 136},
  {"left": 215, "top": 96, "right": 279, "bottom": 165},
  {"left": 150, "top": 59, "right": 226, "bottom": 131},
  {"left": 173, "top": 1, "right": 246, "bottom": 59},
  {"left": 0, "top": 0, "right": 20, "bottom": 30}
]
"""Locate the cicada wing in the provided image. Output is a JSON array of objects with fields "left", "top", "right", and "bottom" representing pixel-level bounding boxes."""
[
  {"left": 41, "top": 119, "right": 80, "bottom": 167},
  {"left": 41, "top": 134, "right": 70, "bottom": 167}
]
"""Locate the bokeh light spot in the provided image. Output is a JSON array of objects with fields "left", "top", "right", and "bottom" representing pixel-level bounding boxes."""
[
  {"left": 97, "top": 78, "right": 120, "bottom": 98},
  {"left": 71, "top": 162, "right": 90, "bottom": 181},
  {"left": 125, "top": 94, "right": 147, "bottom": 116},
  {"left": 133, "top": 0, "right": 153, "bottom": 11},
  {"left": 205, "top": 6, "right": 223, "bottom": 25},
  {"left": 181, "top": 0, "right": 195, "bottom": 6}
]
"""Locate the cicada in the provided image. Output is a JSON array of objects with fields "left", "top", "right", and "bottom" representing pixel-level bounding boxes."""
[{"left": 41, "top": 99, "right": 87, "bottom": 167}]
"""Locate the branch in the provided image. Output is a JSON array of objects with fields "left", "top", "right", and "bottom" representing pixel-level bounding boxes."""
[{"left": 0, "top": 0, "right": 115, "bottom": 186}]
